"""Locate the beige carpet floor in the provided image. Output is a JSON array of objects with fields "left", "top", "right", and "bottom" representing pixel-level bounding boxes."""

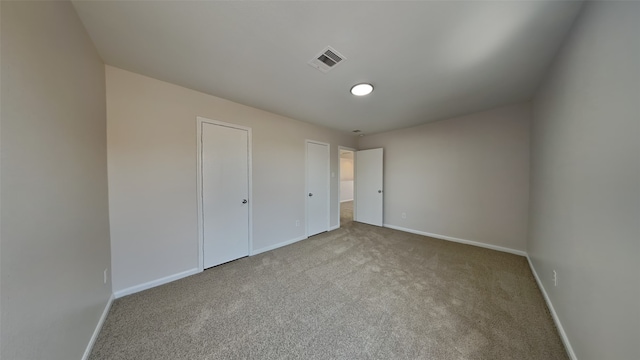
[
  {"left": 340, "top": 200, "right": 353, "bottom": 227},
  {"left": 90, "top": 202, "right": 566, "bottom": 359}
]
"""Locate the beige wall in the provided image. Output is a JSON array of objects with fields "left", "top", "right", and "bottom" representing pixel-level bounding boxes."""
[
  {"left": 529, "top": 2, "right": 640, "bottom": 359},
  {"left": 0, "top": 2, "right": 112, "bottom": 359},
  {"left": 359, "top": 103, "right": 530, "bottom": 253},
  {"left": 340, "top": 157, "right": 354, "bottom": 181},
  {"left": 106, "top": 66, "right": 356, "bottom": 294},
  {"left": 340, "top": 155, "right": 354, "bottom": 202}
]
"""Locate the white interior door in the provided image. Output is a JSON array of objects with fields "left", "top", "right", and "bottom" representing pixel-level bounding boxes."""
[
  {"left": 201, "top": 122, "right": 250, "bottom": 268},
  {"left": 355, "top": 148, "right": 383, "bottom": 226},
  {"left": 307, "top": 141, "right": 330, "bottom": 236}
]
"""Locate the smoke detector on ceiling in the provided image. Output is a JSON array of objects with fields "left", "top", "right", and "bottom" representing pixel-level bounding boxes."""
[{"left": 308, "top": 46, "right": 346, "bottom": 73}]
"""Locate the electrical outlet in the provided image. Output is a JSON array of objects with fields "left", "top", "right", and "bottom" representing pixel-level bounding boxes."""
[
  {"left": 104, "top": 269, "right": 108, "bottom": 284},
  {"left": 401, "top": 212, "right": 406, "bottom": 219},
  {"left": 296, "top": 220, "right": 300, "bottom": 227},
  {"left": 552, "top": 270, "right": 557, "bottom": 287}
]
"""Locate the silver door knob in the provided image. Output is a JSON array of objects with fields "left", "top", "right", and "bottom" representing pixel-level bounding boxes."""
[
  {"left": 378, "top": 190, "right": 382, "bottom": 193},
  {"left": 309, "top": 193, "right": 313, "bottom": 197},
  {"left": 242, "top": 199, "right": 248, "bottom": 204}
]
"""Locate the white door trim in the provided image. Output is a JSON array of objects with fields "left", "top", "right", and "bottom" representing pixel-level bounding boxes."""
[
  {"left": 305, "top": 140, "right": 331, "bottom": 238},
  {"left": 338, "top": 146, "right": 356, "bottom": 229},
  {"left": 196, "top": 116, "right": 253, "bottom": 272}
]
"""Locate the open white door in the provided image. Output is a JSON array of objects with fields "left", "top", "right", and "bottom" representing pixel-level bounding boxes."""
[
  {"left": 355, "top": 148, "right": 383, "bottom": 226},
  {"left": 306, "top": 141, "right": 330, "bottom": 236}
]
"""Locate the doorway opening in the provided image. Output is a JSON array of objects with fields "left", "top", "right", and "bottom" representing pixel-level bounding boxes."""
[{"left": 339, "top": 148, "right": 355, "bottom": 226}]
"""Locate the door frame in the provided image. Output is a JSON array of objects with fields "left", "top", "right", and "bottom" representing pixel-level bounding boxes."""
[
  {"left": 196, "top": 116, "right": 253, "bottom": 272},
  {"left": 305, "top": 140, "right": 331, "bottom": 238},
  {"left": 338, "top": 146, "right": 357, "bottom": 228}
]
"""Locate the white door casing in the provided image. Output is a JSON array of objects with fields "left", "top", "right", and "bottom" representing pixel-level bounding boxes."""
[
  {"left": 198, "top": 117, "right": 251, "bottom": 269},
  {"left": 355, "top": 148, "right": 383, "bottom": 226},
  {"left": 306, "top": 140, "right": 330, "bottom": 237}
]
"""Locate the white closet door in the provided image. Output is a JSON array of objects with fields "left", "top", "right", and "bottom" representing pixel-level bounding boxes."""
[
  {"left": 202, "top": 122, "right": 249, "bottom": 268},
  {"left": 307, "top": 141, "right": 330, "bottom": 236}
]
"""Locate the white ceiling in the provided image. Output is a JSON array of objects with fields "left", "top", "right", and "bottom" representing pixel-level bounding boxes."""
[{"left": 72, "top": 0, "right": 583, "bottom": 135}]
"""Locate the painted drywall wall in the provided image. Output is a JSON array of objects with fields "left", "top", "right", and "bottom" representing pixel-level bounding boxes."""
[
  {"left": 106, "top": 66, "right": 356, "bottom": 294},
  {"left": 340, "top": 154, "right": 354, "bottom": 202},
  {"left": 340, "top": 156, "right": 354, "bottom": 181},
  {"left": 340, "top": 181, "right": 354, "bottom": 202},
  {"left": 528, "top": 2, "right": 640, "bottom": 359},
  {"left": 359, "top": 103, "right": 530, "bottom": 253},
  {"left": 0, "top": 2, "right": 112, "bottom": 359}
]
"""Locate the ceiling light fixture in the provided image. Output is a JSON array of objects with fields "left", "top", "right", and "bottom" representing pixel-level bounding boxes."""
[{"left": 350, "top": 83, "right": 374, "bottom": 96}]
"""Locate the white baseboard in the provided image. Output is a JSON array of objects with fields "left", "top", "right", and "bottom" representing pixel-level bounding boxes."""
[
  {"left": 82, "top": 294, "right": 114, "bottom": 360},
  {"left": 340, "top": 199, "right": 354, "bottom": 203},
  {"left": 382, "top": 224, "right": 527, "bottom": 257},
  {"left": 114, "top": 268, "right": 200, "bottom": 299},
  {"left": 251, "top": 235, "right": 308, "bottom": 256},
  {"left": 526, "top": 256, "right": 577, "bottom": 360},
  {"left": 329, "top": 224, "right": 340, "bottom": 231}
]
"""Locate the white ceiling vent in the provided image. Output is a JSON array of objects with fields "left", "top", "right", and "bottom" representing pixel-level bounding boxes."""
[{"left": 308, "top": 46, "right": 346, "bottom": 73}]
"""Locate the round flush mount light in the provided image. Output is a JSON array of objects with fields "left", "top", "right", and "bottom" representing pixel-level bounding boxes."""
[{"left": 350, "top": 83, "right": 374, "bottom": 96}]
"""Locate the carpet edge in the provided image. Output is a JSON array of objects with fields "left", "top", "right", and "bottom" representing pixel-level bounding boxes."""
[
  {"left": 114, "top": 268, "right": 200, "bottom": 299},
  {"left": 252, "top": 235, "right": 308, "bottom": 256},
  {"left": 382, "top": 224, "right": 527, "bottom": 256},
  {"left": 81, "top": 294, "right": 114, "bottom": 360},
  {"left": 527, "top": 255, "right": 578, "bottom": 360}
]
